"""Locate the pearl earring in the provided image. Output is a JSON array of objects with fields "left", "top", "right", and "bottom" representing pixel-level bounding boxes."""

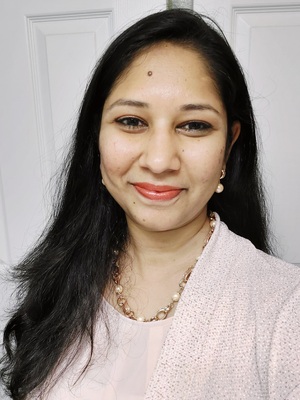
[
  {"left": 101, "top": 178, "right": 105, "bottom": 186},
  {"left": 215, "top": 169, "right": 226, "bottom": 194}
]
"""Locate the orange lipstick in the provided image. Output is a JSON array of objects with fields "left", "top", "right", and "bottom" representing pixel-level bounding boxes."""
[{"left": 133, "top": 182, "right": 182, "bottom": 201}]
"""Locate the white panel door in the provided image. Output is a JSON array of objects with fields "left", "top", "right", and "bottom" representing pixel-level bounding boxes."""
[
  {"left": 194, "top": 0, "right": 300, "bottom": 265},
  {"left": 0, "top": 0, "right": 166, "bottom": 266}
]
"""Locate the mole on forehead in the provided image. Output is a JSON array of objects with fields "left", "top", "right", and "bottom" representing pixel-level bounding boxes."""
[{"left": 147, "top": 71, "right": 153, "bottom": 76}]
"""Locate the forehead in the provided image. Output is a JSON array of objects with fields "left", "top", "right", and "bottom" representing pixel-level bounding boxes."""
[
  {"left": 105, "top": 42, "right": 224, "bottom": 112},
  {"left": 117, "top": 42, "right": 214, "bottom": 85}
]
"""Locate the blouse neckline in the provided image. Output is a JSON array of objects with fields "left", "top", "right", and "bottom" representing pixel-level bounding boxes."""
[{"left": 102, "top": 297, "right": 174, "bottom": 327}]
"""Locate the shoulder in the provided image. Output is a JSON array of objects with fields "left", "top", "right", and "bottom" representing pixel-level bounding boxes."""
[
  {"left": 201, "top": 216, "right": 300, "bottom": 333},
  {"left": 216, "top": 219, "right": 300, "bottom": 296},
  {"left": 206, "top": 219, "right": 300, "bottom": 396}
]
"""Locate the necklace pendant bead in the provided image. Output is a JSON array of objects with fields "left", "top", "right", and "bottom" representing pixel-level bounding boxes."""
[
  {"left": 117, "top": 296, "right": 125, "bottom": 306},
  {"left": 156, "top": 308, "right": 168, "bottom": 320},
  {"left": 209, "top": 218, "right": 216, "bottom": 228},
  {"left": 115, "top": 284, "right": 123, "bottom": 294},
  {"left": 137, "top": 316, "right": 145, "bottom": 322},
  {"left": 172, "top": 292, "right": 180, "bottom": 302},
  {"left": 124, "top": 305, "right": 131, "bottom": 314}
]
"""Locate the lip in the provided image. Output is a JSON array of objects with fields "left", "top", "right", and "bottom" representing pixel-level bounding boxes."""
[{"left": 132, "top": 182, "right": 183, "bottom": 201}]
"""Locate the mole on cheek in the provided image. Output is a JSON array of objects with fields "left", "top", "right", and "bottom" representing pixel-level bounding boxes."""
[{"left": 147, "top": 71, "right": 153, "bottom": 76}]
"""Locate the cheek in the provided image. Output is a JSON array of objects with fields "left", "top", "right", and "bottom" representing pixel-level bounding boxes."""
[
  {"left": 99, "top": 134, "right": 119, "bottom": 175},
  {"left": 100, "top": 143, "right": 117, "bottom": 172},
  {"left": 218, "top": 146, "right": 226, "bottom": 164},
  {"left": 99, "top": 135, "right": 137, "bottom": 177},
  {"left": 192, "top": 145, "right": 226, "bottom": 180}
]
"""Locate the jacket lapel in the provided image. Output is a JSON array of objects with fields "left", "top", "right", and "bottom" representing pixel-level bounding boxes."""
[{"left": 145, "top": 218, "right": 234, "bottom": 399}]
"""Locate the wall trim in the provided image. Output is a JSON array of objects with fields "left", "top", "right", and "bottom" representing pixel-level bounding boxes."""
[{"left": 232, "top": 3, "right": 300, "bottom": 15}]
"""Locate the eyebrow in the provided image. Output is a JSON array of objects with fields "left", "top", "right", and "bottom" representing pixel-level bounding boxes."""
[
  {"left": 106, "top": 98, "right": 220, "bottom": 115},
  {"left": 180, "top": 103, "right": 220, "bottom": 115},
  {"left": 106, "top": 99, "right": 149, "bottom": 111}
]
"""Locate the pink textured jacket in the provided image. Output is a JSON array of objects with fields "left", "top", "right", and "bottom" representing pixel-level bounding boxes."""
[{"left": 145, "top": 216, "right": 300, "bottom": 399}]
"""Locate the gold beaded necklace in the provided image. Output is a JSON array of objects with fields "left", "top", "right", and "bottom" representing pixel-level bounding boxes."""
[{"left": 112, "top": 212, "right": 216, "bottom": 322}]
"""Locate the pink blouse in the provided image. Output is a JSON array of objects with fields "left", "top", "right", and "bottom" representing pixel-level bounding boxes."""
[{"left": 42, "top": 300, "right": 172, "bottom": 399}]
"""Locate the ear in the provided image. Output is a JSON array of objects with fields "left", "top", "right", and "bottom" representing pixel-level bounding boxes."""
[{"left": 225, "top": 120, "right": 240, "bottom": 162}]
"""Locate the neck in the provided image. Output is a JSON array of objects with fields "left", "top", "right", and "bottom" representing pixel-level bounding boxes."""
[
  {"left": 124, "top": 211, "right": 210, "bottom": 280},
  {"left": 110, "top": 211, "right": 216, "bottom": 321}
]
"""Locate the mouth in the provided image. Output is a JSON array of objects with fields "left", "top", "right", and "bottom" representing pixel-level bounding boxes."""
[{"left": 132, "top": 182, "right": 183, "bottom": 201}]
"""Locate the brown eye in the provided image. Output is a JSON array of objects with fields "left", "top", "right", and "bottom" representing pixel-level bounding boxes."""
[
  {"left": 116, "top": 117, "right": 146, "bottom": 129},
  {"left": 178, "top": 121, "right": 212, "bottom": 132}
]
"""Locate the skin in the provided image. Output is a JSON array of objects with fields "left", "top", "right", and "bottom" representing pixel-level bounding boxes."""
[{"left": 99, "top": 43, "right": 240, "bottom": 318}]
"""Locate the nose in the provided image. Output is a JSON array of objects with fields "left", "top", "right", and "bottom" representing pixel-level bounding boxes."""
[{"left": 139, "top": 127, "right": 181, "bottom": 174}]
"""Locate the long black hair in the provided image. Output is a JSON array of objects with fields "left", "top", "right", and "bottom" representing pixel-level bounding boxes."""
[{"left": 1, "top": 9, "right": 272, "bottom": 399}]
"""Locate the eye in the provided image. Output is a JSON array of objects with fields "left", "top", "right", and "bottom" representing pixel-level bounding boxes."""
[
  {"left": 115, "top": 117, "right": 147, "bottom": 131},
  {"left": 177, "top": 121, "right": 212, "bottom": 135}
]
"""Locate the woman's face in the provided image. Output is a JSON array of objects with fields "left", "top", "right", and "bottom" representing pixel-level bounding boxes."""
[{"left": 99, "top": 43, "right": 239, "bottom": 233}]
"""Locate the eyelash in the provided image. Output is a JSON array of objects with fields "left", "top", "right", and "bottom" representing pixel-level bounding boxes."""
[
  {"left": 115, "top": 117, "right": 212, "bottom": 135},
  {"left": 177, "top": 121, "right": 212, "bottom": 133},
  {"left": 116, "top": 117, "right": 147, "bottom": 130}
]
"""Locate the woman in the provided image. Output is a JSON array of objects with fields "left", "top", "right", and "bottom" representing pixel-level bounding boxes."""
[{"left": 1, "top": 8, "right": 299, "bottom": 400}]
